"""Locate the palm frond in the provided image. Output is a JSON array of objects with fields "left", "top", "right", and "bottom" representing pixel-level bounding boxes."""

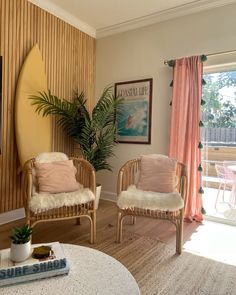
[
  {"left": 74, "top": 91, "right": 91, "bottom": 123},
  {"left": 30, "top": 91, "right": 77, "bottom": 118},
  {"left": 30, "top": 86, "right": 123, "bottom": 172},
  {"left": 30, "top": 91, "right": 88, "bottom": 138},
  {"left": 92, "top": 86, "right": 123, "bottom": 129}
]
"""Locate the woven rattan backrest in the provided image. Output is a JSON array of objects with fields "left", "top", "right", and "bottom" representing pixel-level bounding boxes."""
[{"left": 117, "top": 157, "right": 186, "bottom": 195}]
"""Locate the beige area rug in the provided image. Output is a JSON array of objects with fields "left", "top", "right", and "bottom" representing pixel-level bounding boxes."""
[{"left": 72, "top": 225, "right": 236, "bottom": 295}]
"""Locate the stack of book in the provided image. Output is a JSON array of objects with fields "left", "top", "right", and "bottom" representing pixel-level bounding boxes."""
[{"left": 0, "top": 242, "right": 69, "bottom": 286}]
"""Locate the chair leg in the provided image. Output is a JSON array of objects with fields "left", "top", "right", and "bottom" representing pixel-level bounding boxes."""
[
  {"left": 25, "top": 208, "right": 31, "bottom": 226},
  {"left": 215, "top": 182, "right": 223, "bottom": 210},
  {"left": 130, "top": 216, "right": 136, "bottom": 225},
  {"left": 76, "top": 217, "right": 81, "bottom": 225},
  {"left": 93, "top": 210, "right": 96, "bottom": 243},
  {"left": 233, "top": 189, "right": 236, "bottom": 208},
  {"left": 222, "top": 182, "right": 226, "bottom": 202},
  {"left": 229, "top": 187, "right": 236, "bottom": 208},
  {"left": 176, "top": 214, "right": 183, "bottom": 255},
  {"left": 116, "top": 211, "right": 123, "bottom": 243},
  {"left": 90, "top": 211, "right": 96, "bottom": 244},
  {"left": 176, "top": 221, "right": 180, "bottom": 254}
]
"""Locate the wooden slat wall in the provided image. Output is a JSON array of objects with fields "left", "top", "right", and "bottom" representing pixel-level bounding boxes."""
[{"left": 0, "top": 0, "right": 96, "bottom": 213}]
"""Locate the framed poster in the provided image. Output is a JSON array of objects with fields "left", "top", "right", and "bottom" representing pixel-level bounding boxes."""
[{"left": 115, "top": 78, "right": 152, "bottom": 144}]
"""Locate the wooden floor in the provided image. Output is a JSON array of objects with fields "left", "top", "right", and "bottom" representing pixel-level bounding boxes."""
[{"left": 0, "top": 200, "right": 199, "bottom": 250}]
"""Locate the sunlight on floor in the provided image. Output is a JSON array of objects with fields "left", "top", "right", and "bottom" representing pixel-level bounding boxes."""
[{"left": 183, "top": 220, "right": 236, "bottom": 266}]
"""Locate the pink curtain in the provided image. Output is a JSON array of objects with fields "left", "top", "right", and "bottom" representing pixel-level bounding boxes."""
[{"left": 169, "top": 56, "right": 203, "bottom": 222}]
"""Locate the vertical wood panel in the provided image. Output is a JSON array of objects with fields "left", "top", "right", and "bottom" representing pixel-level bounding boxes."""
[{"left": 0, "top": 0, "right": 96, "bottom": 213}]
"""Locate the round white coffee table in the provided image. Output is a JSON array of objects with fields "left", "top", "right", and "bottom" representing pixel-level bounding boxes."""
[{"left": 1, "top": 244, "right": 140, "bottom": 295}]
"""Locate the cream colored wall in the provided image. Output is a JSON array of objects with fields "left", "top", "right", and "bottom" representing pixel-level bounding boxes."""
[{"left": 96, "top": 3, "right": 236, "bottom": 200}]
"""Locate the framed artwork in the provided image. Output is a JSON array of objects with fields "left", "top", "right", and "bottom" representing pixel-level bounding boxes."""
[{"left": 115, "top": 78, "right": 152, "bottom": 144}]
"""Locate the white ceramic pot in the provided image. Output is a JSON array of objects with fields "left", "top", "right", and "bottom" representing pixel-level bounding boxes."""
[
  {"left": 95, "top": 184, "right": 102, "bottom": 210},
  {"left": 10, "top": 240, "right": 31, "bottom": 262}
]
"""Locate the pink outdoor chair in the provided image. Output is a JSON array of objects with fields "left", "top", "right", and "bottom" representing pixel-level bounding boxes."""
[
  {"left": 224, "top": 162, "right": 236, "bottom": 208},
  {"left": 215, "top": 164, "right": 236, "bottom": 209}
]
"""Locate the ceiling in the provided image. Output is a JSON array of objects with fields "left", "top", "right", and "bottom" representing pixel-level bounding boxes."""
[{"left": 29, "top": 0, "right": 236, "bottom": 38}]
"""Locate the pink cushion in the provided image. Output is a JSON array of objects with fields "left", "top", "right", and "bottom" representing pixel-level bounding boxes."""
[
  {"left": 137, "top": 154, "right": 178, "bottom": 193},
  {"left": 34, "top": 160, "right": 80, "bottom": 194}
]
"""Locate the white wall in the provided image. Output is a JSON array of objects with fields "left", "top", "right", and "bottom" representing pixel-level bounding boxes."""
[{"left": 96, "top": 3, "right": 236, "bottom": 200}]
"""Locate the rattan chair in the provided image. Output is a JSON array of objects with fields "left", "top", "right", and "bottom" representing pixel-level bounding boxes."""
[
  {"left": 116, "top": 157, "right": 187, "bottom": 254},
  {"left": 21, "top": 153, "right": 96, "bottom": 243}
]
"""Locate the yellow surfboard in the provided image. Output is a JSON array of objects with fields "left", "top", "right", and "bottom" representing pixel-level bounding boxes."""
[{"left": 15, "top": 44, "right": 51, "bottom": 168}]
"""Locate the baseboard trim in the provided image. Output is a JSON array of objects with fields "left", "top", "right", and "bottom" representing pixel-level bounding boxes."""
[
  {"left": 101, "top": 190, "right": 117, "bottom": 203},
  {"left": 0, "top": 208, "right": 25, "bottom": 225}
]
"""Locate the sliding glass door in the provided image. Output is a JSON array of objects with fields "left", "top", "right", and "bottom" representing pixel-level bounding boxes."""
[{"left": 201, "top": 69, "right": 236, "bottom": 224}]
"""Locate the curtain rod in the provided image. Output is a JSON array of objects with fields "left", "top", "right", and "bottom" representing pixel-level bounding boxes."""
[{"left": 164, "top": 49, "right": 236, "bottom": 65}]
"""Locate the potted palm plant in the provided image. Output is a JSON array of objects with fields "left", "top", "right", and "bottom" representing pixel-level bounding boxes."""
[
  {"left": 10, "top": 225, "right": 33, "bottom": 262},
  {"left": 30, "top": 86, "right": 123, "bottom": 208}
]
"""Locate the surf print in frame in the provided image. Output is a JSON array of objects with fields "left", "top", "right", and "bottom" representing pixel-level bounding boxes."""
[{"left": 115, "top": 78, "right": 152, "bottom": 144}]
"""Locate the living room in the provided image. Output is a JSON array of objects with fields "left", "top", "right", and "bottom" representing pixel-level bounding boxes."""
[{"left": 0, "top": 0, "right": 236, "bottom": 294}]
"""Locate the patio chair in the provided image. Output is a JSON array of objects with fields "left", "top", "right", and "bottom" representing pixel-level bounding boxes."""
[
  {"left": 224, "top": 165, "right": 236, "bottom": 208},
  {"left": 22, "top": 152, "right": 96, "bottom": 243},
  {"left": 215, "top": 164, "right": 236, "bottom": 209}
]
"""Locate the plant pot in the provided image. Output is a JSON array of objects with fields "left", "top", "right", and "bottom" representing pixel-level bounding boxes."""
[
  {"left": 95, "top": 184, "right": 102, "bottom": 210},
  {"left": 10, "top": 240, "right": 31, "bottom": 262}
]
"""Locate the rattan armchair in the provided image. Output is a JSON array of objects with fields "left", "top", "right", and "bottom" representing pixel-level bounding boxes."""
[
  {"left": 22, "top": 154, "right": 96, "bottom": 243},
  {"left": 116, "top": 158, "right": 187, "bottom": 254}
]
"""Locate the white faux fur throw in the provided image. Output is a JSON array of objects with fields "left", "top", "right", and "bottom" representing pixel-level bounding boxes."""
[
  {"left": 29, "top": 188, "right": 95, "bottom": 213},
  {"left": 117, "top": 185, "right": 184, "bottom": 211},
  {"left": 35, "top": 152, "right": 68, "bottom": 163}
]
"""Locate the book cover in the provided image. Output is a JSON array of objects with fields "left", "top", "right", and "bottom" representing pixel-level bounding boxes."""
[
  {"left": 0, "top": 260, "right": 70, "bottom": 287},
  {"left": 0, "top": 242, "right": 68, "bottom": 280}
]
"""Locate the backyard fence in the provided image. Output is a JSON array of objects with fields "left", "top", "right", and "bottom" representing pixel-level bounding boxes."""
[{"left": 201, "top": 128, "right": 236, "bottom": 145}]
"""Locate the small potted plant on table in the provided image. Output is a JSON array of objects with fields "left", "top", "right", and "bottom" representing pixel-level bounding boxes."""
[{"left": 10, "top": 225, "right": 33, "bottom": 262}]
